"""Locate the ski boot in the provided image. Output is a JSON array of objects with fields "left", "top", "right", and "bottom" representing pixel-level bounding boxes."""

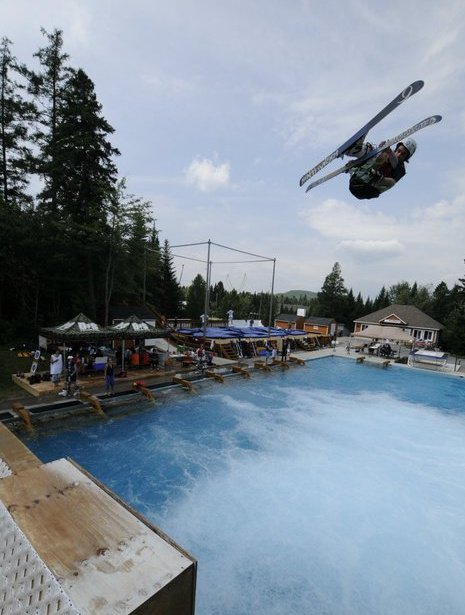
[{"left": 344, "top": 138, "right": 374, "bottom": 158}]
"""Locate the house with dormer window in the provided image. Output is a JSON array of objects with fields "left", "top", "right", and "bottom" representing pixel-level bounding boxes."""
[{"left": 353, "top": 304, "right": 443, "bottom": 346}]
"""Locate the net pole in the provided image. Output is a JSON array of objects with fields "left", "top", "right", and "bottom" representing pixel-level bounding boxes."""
[{"left": 268, "top": 258, "right": 276, "bottom": 337}]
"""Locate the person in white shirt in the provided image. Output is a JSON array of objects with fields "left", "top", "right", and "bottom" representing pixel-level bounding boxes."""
[{"left": 49, "top": 350, "right": 63, "bottom": 388}]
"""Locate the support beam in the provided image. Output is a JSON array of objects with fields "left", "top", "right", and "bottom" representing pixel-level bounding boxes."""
[
  {"left": 133, "top": 382, "right": 155, "bottom": 400},
  {"left": 205, "top": 370, "right": 224, "bottom": 383},
  {"left": 173, "top": 376, "right": 193, "bottom": 392},
  {"left": 78, "top": 390, "right": 106, "bottom": 417},
  {"left": 231, "top": 366, "right": 250, "bottom": 379}
]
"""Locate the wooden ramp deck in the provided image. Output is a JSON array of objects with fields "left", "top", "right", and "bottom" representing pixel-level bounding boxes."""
[
  {"left": 0, "top": 422, "right": 41, "bottom": 474},
  {"left": 0, "top": 432, "right": 196, "bottom": 614}
]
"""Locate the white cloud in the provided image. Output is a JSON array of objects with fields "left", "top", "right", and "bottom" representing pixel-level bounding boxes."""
[
  {"left": 141, "top": 71, "right": 196, "bottom": 98},
  {"left": 339, "top": 239, "right": 404, "bottom": 261},
  {"left": 66, "top": 1, "right": 92, "bottom": 48},
  {"left": 185, "top": 157, "right": 231, "bottom": 192},
  {"left": 300, "top": 198, "right": 399, "bottom": 240},
  {"left": 297, "top": 193, "right": 465, "bottom": 295},
  {"left": 302, "top": 195, "right": 465, "bottom": 249},
  {"left": 412, "top": 197, "right": 465, "bottom": 222}
]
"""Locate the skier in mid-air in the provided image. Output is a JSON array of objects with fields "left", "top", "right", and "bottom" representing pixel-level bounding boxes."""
[
  {"left": 345, "top": 137, "right": 416, "bottom": 200},
  {"left": 299, "top": 80, "right": 440, "bottom": 198}
]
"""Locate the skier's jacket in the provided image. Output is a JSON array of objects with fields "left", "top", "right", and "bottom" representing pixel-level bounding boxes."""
[{"left": 349, "top": 149, "right": 406, "bottom": 200}]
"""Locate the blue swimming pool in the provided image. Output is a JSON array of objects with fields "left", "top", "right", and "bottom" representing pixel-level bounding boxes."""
[{"left": 25, "top": 358, "right": 465, "bottom": 615}]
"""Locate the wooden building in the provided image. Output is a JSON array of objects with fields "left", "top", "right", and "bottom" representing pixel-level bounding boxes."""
[
  {"left": 274, "top": 313, "right": 305, "bottom": 330},
  {"left": 353, "top": 304, "right": 443, "bottom": 346},
  {"left": 303, "top": 317, "right": 337, "bottom": 337}
]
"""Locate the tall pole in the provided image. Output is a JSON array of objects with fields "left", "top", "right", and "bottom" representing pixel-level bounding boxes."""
[
  {"left": 203, "top": 240, "right": 211, "bottom": 338},
  {"left": 268, "top": 258, "right": 276, "bottom": 337},
  {"left": 142, "top": 249, "right": 147, "bottom": 304}
]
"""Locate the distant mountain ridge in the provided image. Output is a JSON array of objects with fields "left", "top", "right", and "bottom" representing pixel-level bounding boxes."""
[{"left": 280, "top": 290, "right": 317, "bottom": 300}]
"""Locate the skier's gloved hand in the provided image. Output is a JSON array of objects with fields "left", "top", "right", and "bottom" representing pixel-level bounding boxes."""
[{"left": 370, "top": 169, "right": 384, "bottom": 183}]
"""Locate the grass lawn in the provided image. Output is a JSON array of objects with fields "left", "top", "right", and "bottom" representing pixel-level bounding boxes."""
[{"left": 0, "top": 348, "right": 49, "bottom": 403}]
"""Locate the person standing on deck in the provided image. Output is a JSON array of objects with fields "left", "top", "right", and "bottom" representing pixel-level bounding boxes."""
[
  {"left": 281, "top": 338, "right": 289, "bottom": 362},
  {"left": 104, "top": 358, "right": 115, "bottom": 395}
]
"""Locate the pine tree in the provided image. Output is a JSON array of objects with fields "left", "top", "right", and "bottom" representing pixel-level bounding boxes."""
[
  {"left": 160, "top": 240, "right": 183, "bottom": 316},
  {"left": 317, "top": 262, "right": 348, "bottom": 323},
  {"left": 345, "top": 288, "right": 356, "bottom": 328},
  {"left": 388, "top": 281, "right": 412, "bottom": 305},
  {"left": 124, "top": 193, "right": 154, "bottom": 305},
  {"left": 412, "top": 284, "right": 433, "bottom": 313},
  {"left": 145, "top": 223, "right": 162, "bottom": 310},
  {"left": 443, "top": 261, "right": 465, "bottom": 353},
  {"left": 53, "top": 68, "right": 119, "bottom": 219},
  {"left": 0, "top": 37, "right": 35, "bottom": 208},
  {"left": 186, "top": 274, "right": 206, "bottom": 319},
  {"left": 354, "top": 292, "right": 365, "bottom": 317},
  {"left": 100, "top": 181, "right": 159, "bottom": 322},
  {"left": 0, "top": 37, "right": 38, "bottom": 326},
  {"left": 102, "top": 180, "right": 133, "bottom": 324},
  {"left": 43, "top": 67, "right": 119, "bottom": 317},
  {"left": 430, "top": 282, "right": 450, "bottom": 325},
  {"left": 373, "top": 286, "right": 390, "bottom": 311},
  {"left": 29, "top": 28, "right": 71, "bottom": 214},
  {"left": 364, "top": 297, "right": 373, "bottom": 314}
]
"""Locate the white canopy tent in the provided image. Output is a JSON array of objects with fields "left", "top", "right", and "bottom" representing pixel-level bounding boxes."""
[{"left": 351, "top": 325, "right": 414, "bottom": 343}]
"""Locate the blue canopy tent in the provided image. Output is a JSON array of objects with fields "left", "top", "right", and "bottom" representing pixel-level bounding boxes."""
[{"left": 176, "top": 325, "right": 308, "bottom": 340}]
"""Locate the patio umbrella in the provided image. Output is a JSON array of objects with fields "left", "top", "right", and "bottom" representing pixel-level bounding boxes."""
[
  {"left": 40, "top": 313, "right": 109, "bottom": 372},
  {"left": 107, "top": 314, "right": 167, "bottom": 371}
]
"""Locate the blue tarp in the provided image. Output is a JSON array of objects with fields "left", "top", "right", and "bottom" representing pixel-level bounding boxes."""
[{"left": 176, "top": 326, "right": 308, "bottom": 339}]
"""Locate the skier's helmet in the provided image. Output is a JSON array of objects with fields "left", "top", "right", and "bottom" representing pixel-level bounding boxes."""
[{"left": 396, "top": 138, "right": 416, "bottom": 161}]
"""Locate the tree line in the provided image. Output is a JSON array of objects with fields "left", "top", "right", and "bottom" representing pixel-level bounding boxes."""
[
  {"left": 299, "top": 262, "right": 465, "bottom": 354},
  {"left": 1, "top": 30, "right": 464, "bottom": 354},
  {"left": 182, "top": 262, "right": 465, "bottom": 354},
  {"left": 0, "top": 28, "right": 183, "bottom": 341}
]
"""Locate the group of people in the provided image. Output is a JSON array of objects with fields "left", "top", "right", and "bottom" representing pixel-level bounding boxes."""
[
  {"left": 200, "top": 309, "right": 262, "bottom": 330},
  {"left": 122, "top": 346, "right": 158, "bottom": 370},
  {"left": 50, "top": 346, "right": 181, "bottom": 397},
  {"left": 194, "top": 345, "right": 214, "bottom": 369},
  {"left": 264, "top": 338, "right": 290, "bottom": 363},
  {"left": 264, "top": 341, "right": 277, "bottom": 363},
  {"left": 49, "top": 351, "right": 82, "bottom": 397},
  {"left": 49, "top": 350, "right": 116, "bottom": 397}
]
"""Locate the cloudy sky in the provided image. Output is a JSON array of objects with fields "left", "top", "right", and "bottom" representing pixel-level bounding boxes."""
[{"left": 3, "top": 0, "right": 465, "bottom": 298}]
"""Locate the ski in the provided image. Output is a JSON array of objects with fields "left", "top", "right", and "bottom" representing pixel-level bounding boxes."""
[
  {"left": 299, "top": 80, "right": 424, "bottom": 187},
  {"left": 305, "top": 115, "right": 442, "bottom": 193}
]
